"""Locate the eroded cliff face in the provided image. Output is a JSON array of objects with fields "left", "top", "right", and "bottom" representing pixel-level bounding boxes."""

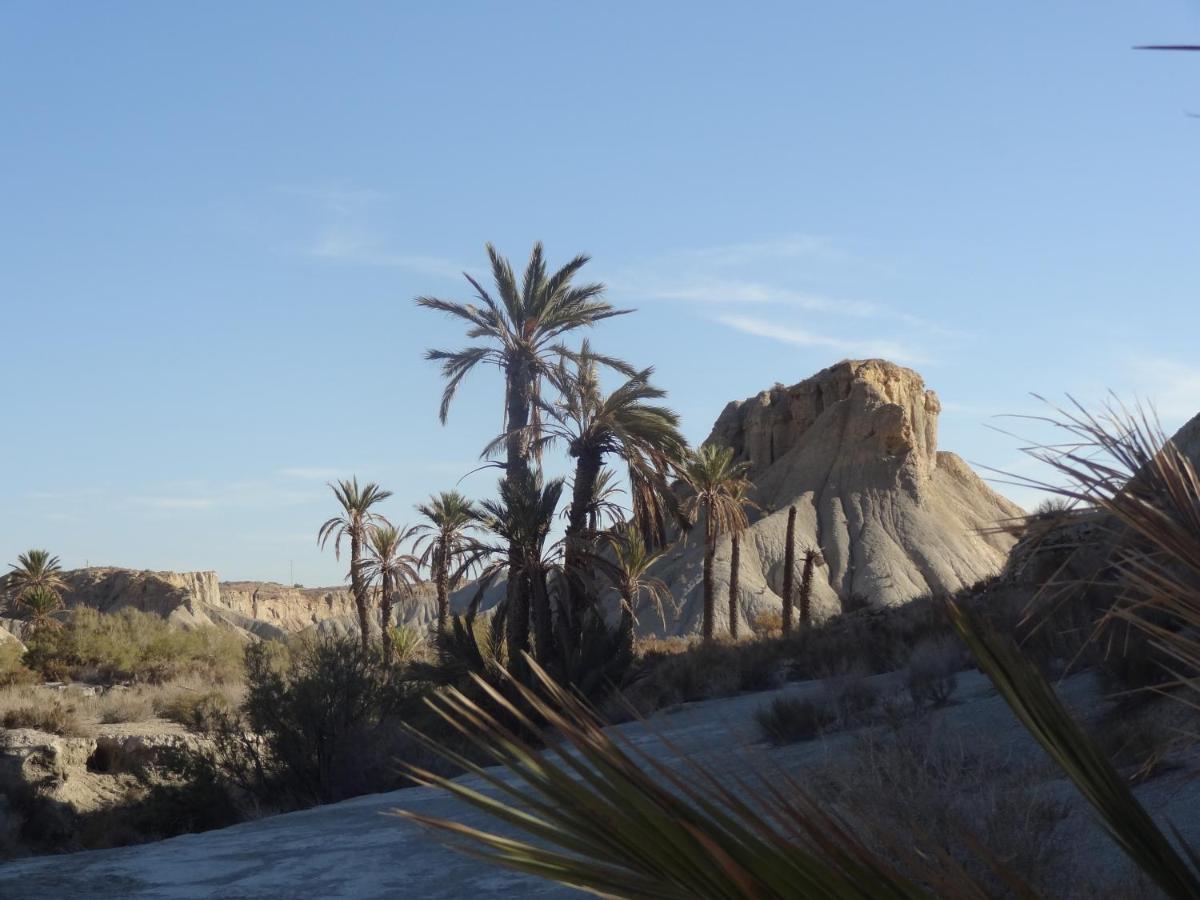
[
  {"left": 650, "top": 359, "right": 1024, "bottom": 634},
  {"left": 0, "top": 568, "right": 437, "bottom": 641}
]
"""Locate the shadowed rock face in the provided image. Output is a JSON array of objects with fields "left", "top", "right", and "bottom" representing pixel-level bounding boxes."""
[{"left": 649, "top": 360, "right": 1023, "bottom": 635}]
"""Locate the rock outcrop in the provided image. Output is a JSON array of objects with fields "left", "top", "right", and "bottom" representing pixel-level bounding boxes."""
[
  {"left": 0, "top": 568, "right": 440, "bottom": 645},
  {"left": 649, "top": 360, "right": 1024, "bottom": 634}
]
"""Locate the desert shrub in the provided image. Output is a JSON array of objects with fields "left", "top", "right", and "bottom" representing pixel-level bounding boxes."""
[
  {"left": 905, "top": 637, "right": 964, "bottom": 709},
  {"left": 826, "top": 667, "right": 879, "bottom": 723},
  {"left": 755, "top": 694, "right": 835, "bottom": 745},
  {"left": 812, "top": 722, "right": 1070, "bottom": 895},
  {"left": 0, "top": 641, "right": 34, "bottom": 687},
  {"left": 93, "top": 689, "right": 156, "bottom": 724},
  {"left": 2, "top": 699, "right": 90, "bottom": 737},
  {"left": 196, "top": 636, "right": 428, "bottom": 807},
  {"left": 154, "top": 689, "right": 233, "bottom": 730},
  {"left": 751, "top": 610, "right": 782, "bottom": 636},
  {"left": 21, "top": 607, "right": 245, "bottom": 685}
]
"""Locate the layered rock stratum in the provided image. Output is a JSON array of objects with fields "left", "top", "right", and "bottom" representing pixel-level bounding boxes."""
[
  {"left": 647, "top": 359, "right": 1024, "bottom": 634},
  {"left": 0, "top": 568, "right": 438, "bottom": 644}
]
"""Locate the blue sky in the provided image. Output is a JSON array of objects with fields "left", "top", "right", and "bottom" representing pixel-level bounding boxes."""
[{"left": 2, "top": 2, "right": 1198, "bottom": 585}]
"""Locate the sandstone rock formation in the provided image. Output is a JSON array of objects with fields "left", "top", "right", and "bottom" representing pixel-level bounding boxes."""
[
  {"left": 648, "top": 360, "right": 1024, "bottom": 635},
  {"left": 0, "top": 567, "right": 440, "bottom": 645}
]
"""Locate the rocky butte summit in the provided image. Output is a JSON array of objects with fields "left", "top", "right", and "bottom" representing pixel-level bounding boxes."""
[{"left": 647, "top": 359, "right": 1024, "bottom": 635}]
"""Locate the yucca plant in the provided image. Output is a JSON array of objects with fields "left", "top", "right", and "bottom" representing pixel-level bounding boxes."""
[
  {"left": 394, "top": 655, "right": 1005, "bottom": 899},
  {"left": 394, "top": 401, "right": 1200, "bottom": 899}
]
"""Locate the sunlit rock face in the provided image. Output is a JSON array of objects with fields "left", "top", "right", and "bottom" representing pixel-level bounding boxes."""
[{"left": 649, "top": 359, "right": 1023, "bottom": 635}]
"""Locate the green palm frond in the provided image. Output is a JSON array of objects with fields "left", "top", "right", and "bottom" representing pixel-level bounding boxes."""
[
  {"left": 18, "top": 585, "right": 65, "bottom": 632},
  {"left": 6, "top": 549, "right": 66, "bottom": 601},
  {"left": 317, "top": 476, "right": 392, "bottom": 559}
]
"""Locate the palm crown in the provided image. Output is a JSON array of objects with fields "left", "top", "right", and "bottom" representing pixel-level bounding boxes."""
[
  {"left": 6, "top": 549, "right": 66, "bottom": 603},
  {"left": 417, "top": 242, "right": 631, "bottom": 464},
  {"left": 318, "top": 478, "right": 393, "bottom": 558}
]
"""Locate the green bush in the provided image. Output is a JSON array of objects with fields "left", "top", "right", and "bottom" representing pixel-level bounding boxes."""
[
  {"left": 0, "top": 640, "right": 35, "bottom": 687},
  {"left": 197, "top": 636, "right": 429, "bottom": 807},
  {"left": 21, "top": 608, "right": 245, "bottom": 685}
]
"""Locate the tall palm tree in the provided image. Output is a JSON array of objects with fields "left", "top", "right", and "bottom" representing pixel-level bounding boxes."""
[
  {"left": 477, "top": 474, "right": 564, "bottom": 667},
  {"left": 318, "top": 477, "right": 393, "bottom": 656},
  {"left": 413, "top": 491, "right": 487, "bottom": 635},
  {"left": 357, "top": 523, "right": 421, "bottom": 664},
  {"left": 17, "top": 585, "right": 65, "bottom": 633},
  {"left": 782, "top": 506, "right": 798, "bottom": 636},
  {"left": 725, "top": 482, "right": 758, "bottom": 640},
  {"left": 417, "top": 243, "right": 629, "bottom": 656},
  {"left": 533, "top": 342, "right": 686, "bottom": 632},
  {"left": 681, "top": 445, "right": 753, "bottom": 641},
  {"left": 6, "top": 549, "right": 66, "bottom": 605},
  {"left": 798, "top": 547, "right": 825, "bottom": 628}
]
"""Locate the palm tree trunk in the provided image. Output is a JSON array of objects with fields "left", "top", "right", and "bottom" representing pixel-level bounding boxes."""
[
  {"left": 435, "top": 543, "right": 450, "bottom": 634},
  {"left": 799, "top": 549, "right": 816, "bottom": 629},
  {"left": 350, "top": 531, "right": 370, "bottom": 656},
  {"left": 504, "top": 362, "right": 535, "bottom": 669},
  {"left": 530, "top": 567, "right": 554, "bottom": 665},
  {"left": 702, "top": 510, "right": 716, "bottom": 641},
  {"left": 380, "top": 571, "right": 394, "bottom": 665},
  {"left": 781, "top": 506, "right": 797, "bottom": 636},
  {"left": 618, "top": 590, "right": 635, "bottom": 660},
  {"left": 728, "top": 532, "right": 741, "bottom": 640},
  {"left": 564, "top": 446, "right": 604, "bottom": 647}
]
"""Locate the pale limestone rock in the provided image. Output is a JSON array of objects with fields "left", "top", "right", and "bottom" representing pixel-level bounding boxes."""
[{"left": 651, "top": 360, "right": 1023, "bottom": 635}]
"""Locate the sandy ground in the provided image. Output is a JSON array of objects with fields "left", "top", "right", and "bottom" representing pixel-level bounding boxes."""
[{"left": 0, "top": 670, "right": 1193, "bottom": 898}]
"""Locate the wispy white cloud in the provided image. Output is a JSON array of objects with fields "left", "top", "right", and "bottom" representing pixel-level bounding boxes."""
[
  {"left": 714, "top": 315, "right": 925, "bottom": 364},
  {"left": 307, "top": 226, "right": 465, "bottom": 279},
  {"left": 639, "top": 277, "right": 877, "bottom": 316}
]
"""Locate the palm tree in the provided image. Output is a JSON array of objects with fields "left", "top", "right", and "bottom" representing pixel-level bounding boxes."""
[
  {"left": 681, "top": 445, "right": 753, "bottom": 641},
  {"left": 725, "top": 482, "right": 758, "bottom": 640},
  {"left": 413, "top": 491, "right": 487, "bottom": 635},
  {"left": 782, "top": 506, "right": 798, "bottom": 636},
  {"left": 417, "top": 243, "right": 629, "bottom": 656},
  {"left": 17, "top": 585, "right": 64, "bottom": 633},
  {"left": 6, "top": 549, "right": 66, "bottom": 605},
  {"left": 535, "top": 343, "right": 686, "bottom": 633},
  {"left": 477, "top": 473, "right": 564, "bottom": 667},
  {"left": 357, "top": 523, "right": 421, "bottom": 664},
  {"left": 318, "top": 477, "right": 393, "bottom": 655},
  {"left": 798, "top": 547, "right": 825, "bottom": 628},
  {"left": 595, "top": 522, "right": 674, "bottom": 640}
]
